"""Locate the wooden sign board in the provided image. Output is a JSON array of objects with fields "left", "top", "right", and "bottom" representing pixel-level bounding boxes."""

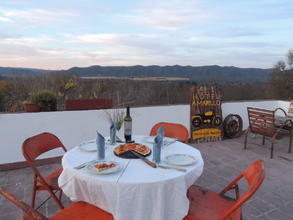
[{"left": 190, "top": 85, "right": 223, "bottom": 143}]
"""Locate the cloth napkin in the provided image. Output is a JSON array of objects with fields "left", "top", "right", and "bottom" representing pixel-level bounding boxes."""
[
  {"left": 110, "top": 122, "right": 116, "bottom": 144},
  {"left": 152, "top": 133, "right": 163, "bottom": 163},
  {"left": 96, "top": 131, "right": 105, "bottom": 160},
  {"left": 157, "top": 125, "right": 164, "bottom": 137}
]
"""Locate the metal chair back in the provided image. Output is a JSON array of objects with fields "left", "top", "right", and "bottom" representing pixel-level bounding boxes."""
[
  {"left": 150, "top": 122, "right": 189, "bottom": 143},
  {"left": 22, "top": 132, "right": 67, "bottom": 210}
]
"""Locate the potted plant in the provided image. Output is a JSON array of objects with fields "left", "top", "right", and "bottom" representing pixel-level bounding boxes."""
[
  {"left": 29, "top": 91, "right": 58, "bottom": 111},
  {"left": 23, "top": 100, "right": 39, "bottom": 112}
]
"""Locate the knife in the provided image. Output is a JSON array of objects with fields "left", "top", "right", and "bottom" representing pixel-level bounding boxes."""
[
  {"left": 164, "top": 138, "right": 178, "bottom": 146},
  {"left": 130, "top": 150, "right": 157, "bottom": 168},
  {"left": 157, "top": 165, "right": 186, "bottom": 173}
]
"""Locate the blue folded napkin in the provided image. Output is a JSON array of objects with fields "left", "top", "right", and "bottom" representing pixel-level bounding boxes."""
[
  {"left": 96, "top": 131, "right": 105, "bottom": 160},
  {"left": 152, "top": 133, "right": 163, "bottom": 163},
  {"left": 110, "top": 122, "right": 116, "bottom": 144},
  {"left": 157, "top": 125, "right": 164, "bottom": 137}
]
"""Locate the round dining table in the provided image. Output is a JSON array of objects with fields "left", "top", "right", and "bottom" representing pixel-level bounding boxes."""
[{"left": 58, "top": 135, "right": 204, "bottom": 220}]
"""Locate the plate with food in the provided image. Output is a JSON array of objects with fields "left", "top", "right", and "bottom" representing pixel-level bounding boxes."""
[
  {"left": 86, "top": 160, "right": 122, "bottom": 174},
  {"left": 77, "top": 140, "right": 97, "bottom": 152},
  {"left": 113, "top": 143, "right": 151, "bottom": 158},
  {"left": 165, "top": 154, "right": 197, "bottom": 166}
]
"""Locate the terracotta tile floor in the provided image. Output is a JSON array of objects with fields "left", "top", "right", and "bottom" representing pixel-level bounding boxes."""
[{"left": 1, "top": 133, "right": 293, "bottom": 219}]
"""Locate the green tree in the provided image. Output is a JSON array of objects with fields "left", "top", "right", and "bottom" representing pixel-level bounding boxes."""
[{"left": 268, "top": 49, "right": 293, "bottom": 100}]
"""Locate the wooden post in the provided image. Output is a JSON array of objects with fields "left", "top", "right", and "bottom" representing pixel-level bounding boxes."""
[{"left": 190, "top": 85, "right": 223, "bottom": 143}]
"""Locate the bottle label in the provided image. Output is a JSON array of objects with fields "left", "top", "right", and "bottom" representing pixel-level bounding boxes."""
[{"left": 124, "top": 121, "right": 132, "bottom": 135}]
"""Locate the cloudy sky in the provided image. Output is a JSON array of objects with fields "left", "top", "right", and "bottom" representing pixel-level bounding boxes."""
[{"left": 0, "top": 0, "right": 292, "bottom": 70}]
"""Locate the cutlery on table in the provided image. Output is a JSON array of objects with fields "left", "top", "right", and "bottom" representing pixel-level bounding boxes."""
[
  {"left": 157, "top": 165, "right": 186, "bottom": 173},
  {"left": 130, "top": 150, "right": 186, "bottom": 172},
  {"left": 164, "top": 138, "right": 178, "bottom": 146},
  {"left": 130, "top": 150, "right": 157, "bottom": 168},
  {"left": 74, "top": 159, "right": 95, "bottom": 169}
]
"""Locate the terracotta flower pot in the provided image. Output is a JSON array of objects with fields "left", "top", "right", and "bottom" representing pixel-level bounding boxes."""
[{"left": 23, "top": 103, "right": 39, "bottom": 112}]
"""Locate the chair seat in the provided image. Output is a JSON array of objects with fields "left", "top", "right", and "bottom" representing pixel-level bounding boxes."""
[
  {"left": 50, "top": 201, "right": 114, "bottom": 220},
  {"left": 37, "top": 167, "right": 63, "bottom": 190},
  {"left": 185, "top": 185, "right": 241, "bottom": 220}
]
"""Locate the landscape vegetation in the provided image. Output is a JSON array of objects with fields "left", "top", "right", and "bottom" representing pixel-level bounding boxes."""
[{"left": 0, "top": 49, "right": 292, "bottom": 112}]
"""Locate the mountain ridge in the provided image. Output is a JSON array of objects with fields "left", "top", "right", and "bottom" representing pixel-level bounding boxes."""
[
  {"left": 0, "top": 65, "right": 273, "bottom": 83},
  {"left": 0, "top": 66, "right": 52, "bottom": 76},
  {"left": 65, "top": 65, "right": 273, "bottom": 83}
]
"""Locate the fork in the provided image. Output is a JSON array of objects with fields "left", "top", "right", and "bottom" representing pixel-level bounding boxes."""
[
  {"left": 74, "top": 147, "right": 113, "bottom": 169},
  {"left": 164, "top": 138, "right": 178, "bottom": 147},
  {"left": 74, "top": 159, "right": 96, "bottom": 169}
]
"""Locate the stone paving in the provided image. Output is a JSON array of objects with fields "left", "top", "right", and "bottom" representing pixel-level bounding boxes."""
[
  {"left": 0, "top": 133, "right": 293, "bottom": 219},
  {"left": 192, "top": 134, "right": 293, "bottom": 220}
]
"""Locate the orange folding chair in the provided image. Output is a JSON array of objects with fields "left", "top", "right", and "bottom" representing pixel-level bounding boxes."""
[
  {"left": 149, "top": 122, "right": 189, "bottom": 143},
  {"left": 22, "top": 132, "right": 67, "bottom": 210},
  {"left": 0, "top": 187, "right": 114, "bottom": 220},
  {"left": 184, "top": 160, "right": 265, "bottom": 220}
]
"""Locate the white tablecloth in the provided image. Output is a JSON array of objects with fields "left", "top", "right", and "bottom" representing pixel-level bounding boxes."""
[{"left": 58, "top": 135, "right": 204, "bottom": 220}]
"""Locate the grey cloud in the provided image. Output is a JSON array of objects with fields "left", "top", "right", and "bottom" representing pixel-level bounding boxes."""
[
  {"left": 0, "top": 32, "right": 22, "bottom": 39},
  {"left": 0, "top": 43, "right": 43, "bottom": 57}
]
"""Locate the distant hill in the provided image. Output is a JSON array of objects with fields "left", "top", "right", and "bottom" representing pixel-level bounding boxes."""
[
  {"left": 0, "top": 67, "right": 51, "bottom": 76},
  {"left": 63, "top": 65, "right": 273, "bottom": 83},
  {"left": 0, "top": 65, "right": 274, "bottom": 83}
]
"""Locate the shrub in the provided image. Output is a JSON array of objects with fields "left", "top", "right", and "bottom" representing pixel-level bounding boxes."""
[{"left": 29, "top": 91, "right": 58, "bottom": 111}]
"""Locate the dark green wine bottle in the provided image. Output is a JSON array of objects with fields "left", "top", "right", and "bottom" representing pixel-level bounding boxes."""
[{"left": 124, "top": 106, "right": 132, "bottom": 142}]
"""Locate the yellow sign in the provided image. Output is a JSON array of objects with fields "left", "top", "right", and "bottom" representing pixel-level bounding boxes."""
[
  {"left": 192, "top": 100, "right": 221, "bottom": 106},
  {"left": 192, "top": 128, "right": 222, "bottom": 139},
  {"left": 191, "top": 93, "right": 221, "bottom": 106},
  {"left": 190, "top": 85, "right": 223, "bottom": 142}
]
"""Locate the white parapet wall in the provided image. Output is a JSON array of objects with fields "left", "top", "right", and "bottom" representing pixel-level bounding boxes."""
[{"left": 0, "top": 100, "right": 289, "bottom": 165}]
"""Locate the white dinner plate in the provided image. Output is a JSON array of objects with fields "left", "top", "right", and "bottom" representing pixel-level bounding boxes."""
[
  {"left": 77, "top": 140, "right": 96, "bottom": 152},
  {"left": 86, "top": 160, "right": 122, "bottom": 175},
  {"left": 143, "top": 136, "right": 177, "bottom": 144},
  {"left": 165, "top": 154, "right": 197, "bottom": 166}
]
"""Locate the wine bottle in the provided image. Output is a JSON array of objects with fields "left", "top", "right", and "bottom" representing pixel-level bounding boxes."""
[{"left": 124, "top": 106, "right": 132, "bottom": 142}]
